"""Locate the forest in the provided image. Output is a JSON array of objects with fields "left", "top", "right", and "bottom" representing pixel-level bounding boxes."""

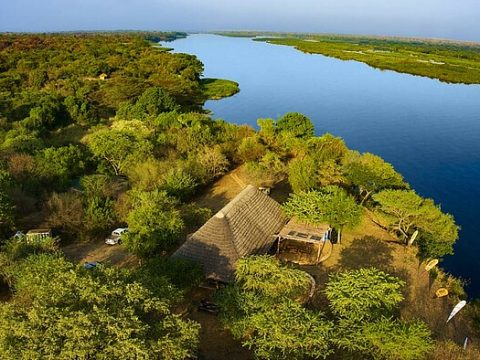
[
  {"left": 0, "top": 32, "right": 478, "bottom": 359},
  {"left": 215, "top": 31, "right": 480, "bottom": 84}
]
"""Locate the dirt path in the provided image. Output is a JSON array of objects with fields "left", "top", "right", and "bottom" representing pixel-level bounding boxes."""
[
  {"left": 62, "top": 240, "right": 137, "bottom": 268},
  {"left": 194, "top": 168, "right": 247, "bottom": 212}
]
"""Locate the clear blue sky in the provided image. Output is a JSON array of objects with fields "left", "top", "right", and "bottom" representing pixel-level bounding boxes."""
[{"left": 1, "top": 0, "right": 479, "bottom": 42}]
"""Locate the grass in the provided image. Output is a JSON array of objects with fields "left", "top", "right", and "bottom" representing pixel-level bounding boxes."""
[
  {"left": 214, "top": 31, "right": 480, "bottom": 84},
  {"left": 200, "top": 78, "right": 240, "bottom": 100}
]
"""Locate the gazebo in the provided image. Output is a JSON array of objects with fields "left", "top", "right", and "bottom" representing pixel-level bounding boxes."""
[{"left": 276, "top": 219, "right": 332, "bottom": 265}]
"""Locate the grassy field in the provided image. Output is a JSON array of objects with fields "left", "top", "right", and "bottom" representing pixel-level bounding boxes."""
[
  {"left": 215, "top": 32, "right": 480, "bottom": 84},
  {"left": 200, "top": 78, "right": 240, "bottom": 100}
]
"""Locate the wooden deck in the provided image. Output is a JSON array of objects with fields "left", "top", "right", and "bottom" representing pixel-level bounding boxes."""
[{"left": 277, "top": 238, "right": 332, "bottom": 265}]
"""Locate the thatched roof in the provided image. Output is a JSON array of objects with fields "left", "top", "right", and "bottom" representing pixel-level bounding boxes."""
[{"left": 172, "top": 185, "right": 286, "bottom": 282}]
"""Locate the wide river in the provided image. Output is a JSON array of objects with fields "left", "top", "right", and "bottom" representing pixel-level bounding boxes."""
[{"left": 165, "top": 34, "right": 480, "bottom": 297}]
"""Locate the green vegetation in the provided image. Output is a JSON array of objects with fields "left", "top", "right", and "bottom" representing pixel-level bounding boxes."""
[
  {"left": 219, "top": 257, "right": 433, "bottom": 360},
  {"left": 215, "top": 31, "right": 480, "bottom": 84},
  {"left": 0, "top": 240, "right": 200, "bottom": 359},
  {"left": 217, "top": 256, "right": 334, "bottom": 360},
  {"left": 260, "top": 36, "right": 480, "bottom": 84},
  {"left": 373, "top": 189, "right": 460, "bottom": 258},
  {"left": 326, "top": 268, "right": 433, "bottom": 360},
  {"left": 283, "top": 186, "right": 362, "bottom": 242},
  {"left": 0, "top": 32, "right": 469, "bottom": 359},
  {"left": 200, "top": 78, "right": 240, "bottom": 100}
]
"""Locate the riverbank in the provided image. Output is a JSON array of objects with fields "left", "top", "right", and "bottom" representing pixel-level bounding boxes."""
[{"left": 214, "top": 32, "right": 480, "bottom": 84}]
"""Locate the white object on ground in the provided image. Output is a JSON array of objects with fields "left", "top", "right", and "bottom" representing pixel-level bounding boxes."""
[{"left": 446, "top": 300, "right": 467, "bottom": 323}]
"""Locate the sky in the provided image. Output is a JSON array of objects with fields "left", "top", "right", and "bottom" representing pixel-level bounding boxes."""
[{"left": 1, "top": 0, "right": 479, "bottom": 42}]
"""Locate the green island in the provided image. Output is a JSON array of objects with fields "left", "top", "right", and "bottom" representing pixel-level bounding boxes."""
[
  {"left": 215, "top": 31, "right": 480, "bottom": 84},
  {"left": 0, "top": 32, "right": 479, "bottom": 359},
  {"left": 200, "top": 78, "right": 240, "bottom": 100}
]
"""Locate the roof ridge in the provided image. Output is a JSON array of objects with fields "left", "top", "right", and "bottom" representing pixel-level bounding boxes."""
[{"left": 214, "top": 184, "right": 255, "bottom": 217}]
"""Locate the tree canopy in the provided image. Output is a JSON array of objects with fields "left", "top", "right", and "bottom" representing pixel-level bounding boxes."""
[
  {"left": 217, "top": 256, "right": 334, "bottom": 359},
  {"left": 283, "top": 186, "right": 362, "bottom": 241},
  {"left": 345, "top": 152, "right": 407, "bottom": 204},
  {"left": 373, "top": 189, "right": 459, "bottom": 257},
  {"left": 276, "top": 112, "right": 314, "bottom": 138},
  {"left": 122, "top": 190, "right": 184, "bottom": 257},
  {"left": 325, "top": 267, "right": 405, "bottom": 322},
  {"left": 0, "top": 254, "right": 199, "bottom": 359}
]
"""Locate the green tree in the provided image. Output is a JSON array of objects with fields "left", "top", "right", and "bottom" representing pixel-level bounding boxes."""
[
  {"left": 35, "top": 145, "right": 86, "bottom": 188},
  {"left": 308, "top": 133, "right": 348, "bottom": 163},
  {"left": 244, "top": 301, "right": 334, "bottom": 360},
  {"left": 0, "top": 254, "right": 199, "bottom": 359},
  {"left": 236, "top": 136, "right": 266, "bottom": 162},
  {"left": 45, "top": 192, "right": 84, "bottom": 235},
  {"left": 325, "top": 268, "right": 405, "bottom": 322},
  {"left": 217, "top": 256, "right": 333, "bottom": 360},
  {"left": 361, "top": 318, "right": 433, "bottom": 360},
  {"left": 1, "top": 128, "right": 43, "bottom": 153},
  {"left": 21, "top": 92, "right": 69, "bottom": 131},
  {"left": 0, "top": 191, "right": 14, "bottom": 231},
  {"left": 117, "top": 87, "right": 180, "bottom": 119},
  {"left": 83, "top": 196, "right": 116, "bottom": 234},
  {"left": 335, "top": 317, "right": 432, "bottom": 360},
  {"left": 373, "top": 189, "right": 459, "bottom": 257},
  {"left": 123, "top": 190, "right": 184, "bottom": 257},
  {"left": 345, "top": 152, "right": 406, "bottom": 204},
  {"left": 161, "top": 168, "right": 197, "bottom": 201},
  {"left": 287, "top": 156, "right": 318, "bottom": 193},
  {"left": 64, "top": 95, "right": 96, "bottom": 125},
  {"left": 257, "top": 118, "right": 277, "bottom": 147},
  {"left": 283, "top": 186, "right": 362, "bottom": 242},
  {"left": 84, "top": 128, "right": 153, "bottom": 175},
  {"left": 198, "top": 146, "right": 229, "bottom": 179},
  {"left": 276, "top": 112, "right": 314, "bottom": 138}
]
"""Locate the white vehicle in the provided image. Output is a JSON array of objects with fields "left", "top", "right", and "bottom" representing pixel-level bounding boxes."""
[{"left": 105, "top": 228, "right": 129, "bottom": 245}]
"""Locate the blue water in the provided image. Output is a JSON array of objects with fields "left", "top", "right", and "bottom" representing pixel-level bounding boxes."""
[{"left": 165, "top": 34, "right": 480, "bottom": 297}]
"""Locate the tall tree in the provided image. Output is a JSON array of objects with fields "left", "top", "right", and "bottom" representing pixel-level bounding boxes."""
[
  {"left": 217, "top": 256, "right": 333, "bottom": 360},
  {"left": 276, "top": 112, "right": 314, "bottom": 139},
  {"left": 373, "top": 189, "right": 459, "bottom": 257},
  {"left": 325, "top": 267, "right": 405, "bottom": 322},
  {"left": 283, "top": 186, "right": 362, "bottom": 242},
  {"left": 325, "top": 268, "right": 432, "bottom": 360},
  {"left": 345, "top": 152, "right": 406, "bottom": 204},
  {"left": 84, "top": 128, "right": 153, "bottom": 175},
  {"left": 287, "top": 156, "right": 318, "bottom": 193},
  {"left": 123, "top": 190, "right": 184, "bottom": 257}
]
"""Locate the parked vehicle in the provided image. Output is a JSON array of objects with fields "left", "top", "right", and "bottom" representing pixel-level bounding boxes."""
[
  {"left": 105, "top": 228, "right": 129, "bottom": 245},
  {"left": 20, "top": 228, "right": 60, "bottom": 243},
  {"left": 83, "top": 261, "right": 100, "bottom": 269}
]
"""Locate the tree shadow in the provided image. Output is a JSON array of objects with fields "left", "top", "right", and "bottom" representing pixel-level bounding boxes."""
[
  {"left": 193, "top": 189, "right": 232, "bottom": 213},
  {"left": 173, "top": 238, "right": 236, "bottom": 283},
  {"left": 337, "top": 236, "right": 394, "bottom": 272}
]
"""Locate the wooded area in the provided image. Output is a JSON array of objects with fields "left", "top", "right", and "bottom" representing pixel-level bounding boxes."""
[{"left": 0, "top": 32, "right": 477, "bottom": 359}]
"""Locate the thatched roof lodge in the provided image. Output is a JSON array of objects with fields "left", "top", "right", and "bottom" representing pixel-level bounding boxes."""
[{"left": 173, "top": 185, "right": 286, "bottom": 282}]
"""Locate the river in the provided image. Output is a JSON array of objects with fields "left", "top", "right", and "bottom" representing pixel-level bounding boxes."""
[{"left": 164, "top": 34, "right": 480, "bottom": 297}]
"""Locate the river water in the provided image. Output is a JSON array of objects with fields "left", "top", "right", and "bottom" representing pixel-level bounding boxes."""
[{"left": 165, "top": 34, "right": 480, "bottom": 297}]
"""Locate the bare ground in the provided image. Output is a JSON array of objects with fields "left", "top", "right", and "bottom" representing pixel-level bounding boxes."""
[{"left": 62, "top": 240, "right": 138, "bottom": 268}]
